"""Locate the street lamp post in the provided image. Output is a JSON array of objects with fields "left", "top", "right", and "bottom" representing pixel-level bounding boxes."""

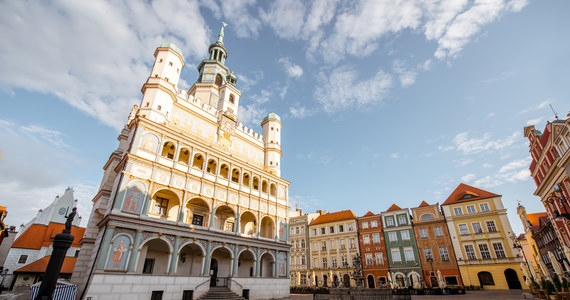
[
  {"left": 511, "top": 234, "right": 534, "bottom": 283},
  {"left": 546, "top": 184, "right": 570, "bottom": 221}
]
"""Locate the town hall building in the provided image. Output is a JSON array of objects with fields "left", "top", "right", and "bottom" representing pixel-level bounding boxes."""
[{"left": 71, "top": 26, "right": 291, "bottom": 300}]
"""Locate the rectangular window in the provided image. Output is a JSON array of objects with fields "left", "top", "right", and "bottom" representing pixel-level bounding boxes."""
[
  {"left": 301, "top": 239, "right": 305, "bottom": 248},
  {"left": 321, "top": 241, "right": 327, "bottom": 251},
  {"left": 290, "top": 228, "right": 295, "bottom": 235},
  {"left": 472, "top": 222, "right": 483, "bottom": 234},
  {"left": 371, "top": 220, "right": 378, "bottom": 228},
  {"left": 401, "top": 230, "right": 410, "bottom": 241},
  {"left": 363, "top": 235, "right": 370, "bottom": 245},
  {"left": 391, "top": 249, "right": 402, "bottom": 263},
  {"left": 301, "top": 256, "right": 306, "bottom": 265},
  {"left": 466, "top": 205, "right": 476, "bottom": 214},
  {"left": 330, "top": 240, "right": 335, "bottom": 250},
  {"left": 375, "top": 252, "right": 384, "bottom": 265},
  {"left": 458, "top": 224, "right": 469, "bottom": 235},
  {"left": 434, "top": 226, "right": 443, "bottom": 237},
  {"left": 348, "top": 223, "right": 354, "bottom": 231},
  {"left": 313, "top": 258, "right": 317, "bottom": 267},
  {"left": 296, "top": 227, "right": 300, "bottom": 234},
  {"left": 311, "top": 242, "right": 316, "bottom": 251},
  {"left": 340, "top": 239, "right": 346, "bottom": 250},
  {"left": 143, "top": 258, "right": 155, "bottom": 274},
  {"left": 349, "top": 238, "right": 356, "bottom": 249},
  {"left": 439, "top": 247, "right": 450, "bottom": 261},
  {"left": 153, "top": 197, "right": 169, "bottom": 216},
  {"left": 365, "top": 253, "right": 374, "bottom": 265},
  {"left": 362, "top": 222, "right": 369, "bottom": 229},
  {"left": 320, "top": 227, "right": 325, "bottom": 235},
  {"left": 18, "top": 255, "right": 28, "bottom": 264},
  {"left": 372, "top": 233, "right": 380, "bottom": 243},
  {"left": 453, "top": 207, "right": 463, "bottom": 215},
  {"left": 389, "top": 232, "right": 398, "bottom": 242},
  {"left": 312, "top": 229, "right": 317, "bottom": 236},
  {"left": 385, "top": 217, "right": 395, "bottom": 227},
  {"left": 150, "top": 291, "right": 163, "bottom": 300},
  {"left": 339, "top": 225, "right": 344, "bottom": 232},
  {"left": 445, "top": 276, "right": 459, "bottom": 285},
  {"left": 478, "top": 243, "right": 492, "bottom": 259},
  {"left": 341, "top": 256, "right": 347, "bottom": 266},
  {"left": 404, "top": 248, "right": 415, "bottom": 262},
  {"left": 423, "top": 248, "right": 433, "bottom": 260},
  {"left": 329, "top": 226, "right": 335, "bottom": 233},
  {"left": 419, "top": 228, "right": 428, "bottom": 238},
  {"left": 480, "top": 203, "right": 490, "bottom": 212},
  {"left": 332, "top": 258, "right": 337, "bottom": 268},
  {"left": 486, "top": 220, "right": 498, "bottom": 232},
  {"left": 493, "top": 243, "right": 506, "bottom": 258},
  {"left": 301, "top": 274, "right": 307, "bottom": 285},
  {"left": 191, "top": 214, "right": 204, "bottom": 226},
  {"left": 322, "top": 258, "right": 327, "bottom": 268},
  {"left": 398, "top": 215, "right": 407, "bottom": 225},
  {"left": 182, "top": 290, "right": 193, "bottom": 300},
  {"left": 465, "top": 245, "right": 477, "bottom": 260}
]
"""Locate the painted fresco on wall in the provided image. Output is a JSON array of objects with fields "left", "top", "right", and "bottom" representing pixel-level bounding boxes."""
[
  {"left": 122, "top": 181, "right": 145, "bottom": 214},
  {"left": 278, "top": 220, "right": 286, "bottom": 241},
  {"left": 140, "top": 133, "right": 159, "bottom": 152},
  {"left": 106, "top": 234, "right": 131, "bottom": 270},
  {"left": 277, "top": 252, "right": 286, "bottom": 276}
]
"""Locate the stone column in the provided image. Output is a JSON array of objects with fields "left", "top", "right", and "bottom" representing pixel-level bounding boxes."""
[
  {"left": 96, "top": 226, "right": 115, "bottom": 270},
  {"left": 168, "top": 236, "right": 180, "bottom": 274},
  {"left": 203, "top": 241, "right": 212, "bottom": 275},
  {"left": 127, "top": 230, "right": 143, "bottom": 272},
  {"left": 178, "top": 192, "right": 186, "bottom": 223},
  {"left": 272, "top": 250, "right": 277, "bottom": 277},
  {"left": 287, "top": 251, "right": 291, "bottom": 278},
  {"left": 232, "top": 244, "right": 239, "bottom": 276},
  {"left": 235, "top": 206, "right": 241, "bottom": 234},
  {"left": 141, "top": 182, "right": 155, "bottom": 215},
  {"left": 256, "top": 248, "right": 261, "bottom": 277},
  {"left": 209, "top": 200, "right": 217, "bottom": 228}
]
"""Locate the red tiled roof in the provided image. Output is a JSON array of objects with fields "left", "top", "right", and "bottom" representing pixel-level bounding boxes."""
[
  {"left": 442, "top": 183, "right": 500, "bottom": 205},
  {"left": 310, "top": 210, "right": 356, "bottom": 225},
  {"left": 386, "top": 204, "right": 402, "bottom": 212},
  {"left": 418, "top": 201, "right": 430, "bottom": 207},
  {"left": 527, "top": 212, "right": 548, "bottom": 231},
  {"left": 15, "top": 256, "right": 77, "bottom": 273},
  {"left": 12, "top": 223, "right": 85, "bottom": 249},
  {"left": 362, "top": 211, "right": 375, "bottom": 217}
]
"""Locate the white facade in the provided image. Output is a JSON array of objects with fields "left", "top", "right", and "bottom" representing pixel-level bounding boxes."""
[{"left": 72, "top": 27, "right": 290, "bottom": 300}]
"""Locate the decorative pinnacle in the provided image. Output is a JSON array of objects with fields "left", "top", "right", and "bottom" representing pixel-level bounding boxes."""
[{"left": 218, "top": 22, "right": 228, "bottom": 43}]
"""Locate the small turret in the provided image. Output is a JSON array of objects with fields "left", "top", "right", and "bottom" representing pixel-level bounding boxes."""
[
  {"left": 261, "top": 113, "right": 282, "bottom": 176},
  {"left": 139, "top": 43, "right": 185, "bottom": 124}
]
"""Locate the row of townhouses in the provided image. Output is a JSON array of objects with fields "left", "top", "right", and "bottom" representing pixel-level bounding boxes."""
[{"left": 290, "top": 183, "right": 527, "bottom": 290}]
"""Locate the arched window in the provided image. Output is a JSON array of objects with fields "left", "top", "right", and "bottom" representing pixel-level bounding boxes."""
[
  {"left": 229, "top": 94, "right": 235, "bottom": 104},
  {"left": 206, "top": 159, "right": 217, "bottom": 174},
  {"left": 219, "top": 164, "right": 229, "bottom": 179},
  {"left": 420, "top": 214, "right": 435, "bottom": 221},
  {"left": 478, "top": 271, "right": 495, "bottom": 286},
  {"left": 242, "top": 173, "right": 250, "bottom": 186},
  {"left": 231, "top": 168, "right": 240, "bottom": 183},
  {"left": 178, "top": 147, "right": 190, "bottom": 164},
  {"left": 161, "top": 141, "right": 176, "bottom": 159},
  {"left": 252, "top": 177, "right": 259, "bottom": 190},
  {"left": 192, "top": 154, "right": 204, "bottom": 169},
  {"left": 262, "top": 180, "right": 268, "bottom": 193},
  {"left": 270, "top": 183, "right": 277, "bottom": 196},
  {"left": 215, "top": 74, "right": 223, "bottom": 86}
]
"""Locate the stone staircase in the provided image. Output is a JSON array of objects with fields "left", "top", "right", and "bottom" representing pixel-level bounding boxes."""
[{"left": 198, "top": 286, "right": 246, "bottom": 300}]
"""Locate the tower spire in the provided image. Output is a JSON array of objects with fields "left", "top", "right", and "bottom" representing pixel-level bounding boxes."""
[{"left": 218, "top": 22, "right": 228, "bottom": 44}]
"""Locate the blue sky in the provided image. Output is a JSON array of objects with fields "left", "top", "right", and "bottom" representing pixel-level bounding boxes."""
[{"left": 1, "top": 0, "right": 568, "bottom": 235}]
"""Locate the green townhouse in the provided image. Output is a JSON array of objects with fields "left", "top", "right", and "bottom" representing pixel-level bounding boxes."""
[{"left": 382, "top": 204, "right": 423, "bottom": 288}]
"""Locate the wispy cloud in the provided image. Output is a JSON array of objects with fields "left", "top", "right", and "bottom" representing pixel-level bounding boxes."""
[
  {"left": 519, "top": 101, "right": 550, "bottom": 114},
  {"left": 289, "top": 105, "right": 318, "bottom": 119},
  {"left": 465, "top": 157, "right": 531, "bottom": 188},
  {"left": 278, "top": 57, "right": 304, "bottom": 78},
  {"left": 440, "top": 131, "right": 520, "bottom": 155},
  {"left": 315, "top": 66, "right": 392, "bottom": 113}
]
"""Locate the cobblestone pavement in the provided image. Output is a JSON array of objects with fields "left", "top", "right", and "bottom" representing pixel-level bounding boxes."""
[
  {"left": 1, "top": 289, "right": 538, "bottom": 300},
  {"left": 288, "top": 290, "right": 538, "bottom": 300}
]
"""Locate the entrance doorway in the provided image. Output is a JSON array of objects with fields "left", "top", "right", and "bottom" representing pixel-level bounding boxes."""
[
  {"left": 209, "top": 259, "right": 218, "bottom": 287},
  {"left": 343, "top": 274, "right": 350, "bottom": 287},
  {"left": 504, "top": 269, "right": 522, "bottom": 289},
  {"left": 367, "top": 275, "right": 375, "bottom": 288},
  {"left": 323, "top": 275, "right": 328, "bottom": 287}
]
